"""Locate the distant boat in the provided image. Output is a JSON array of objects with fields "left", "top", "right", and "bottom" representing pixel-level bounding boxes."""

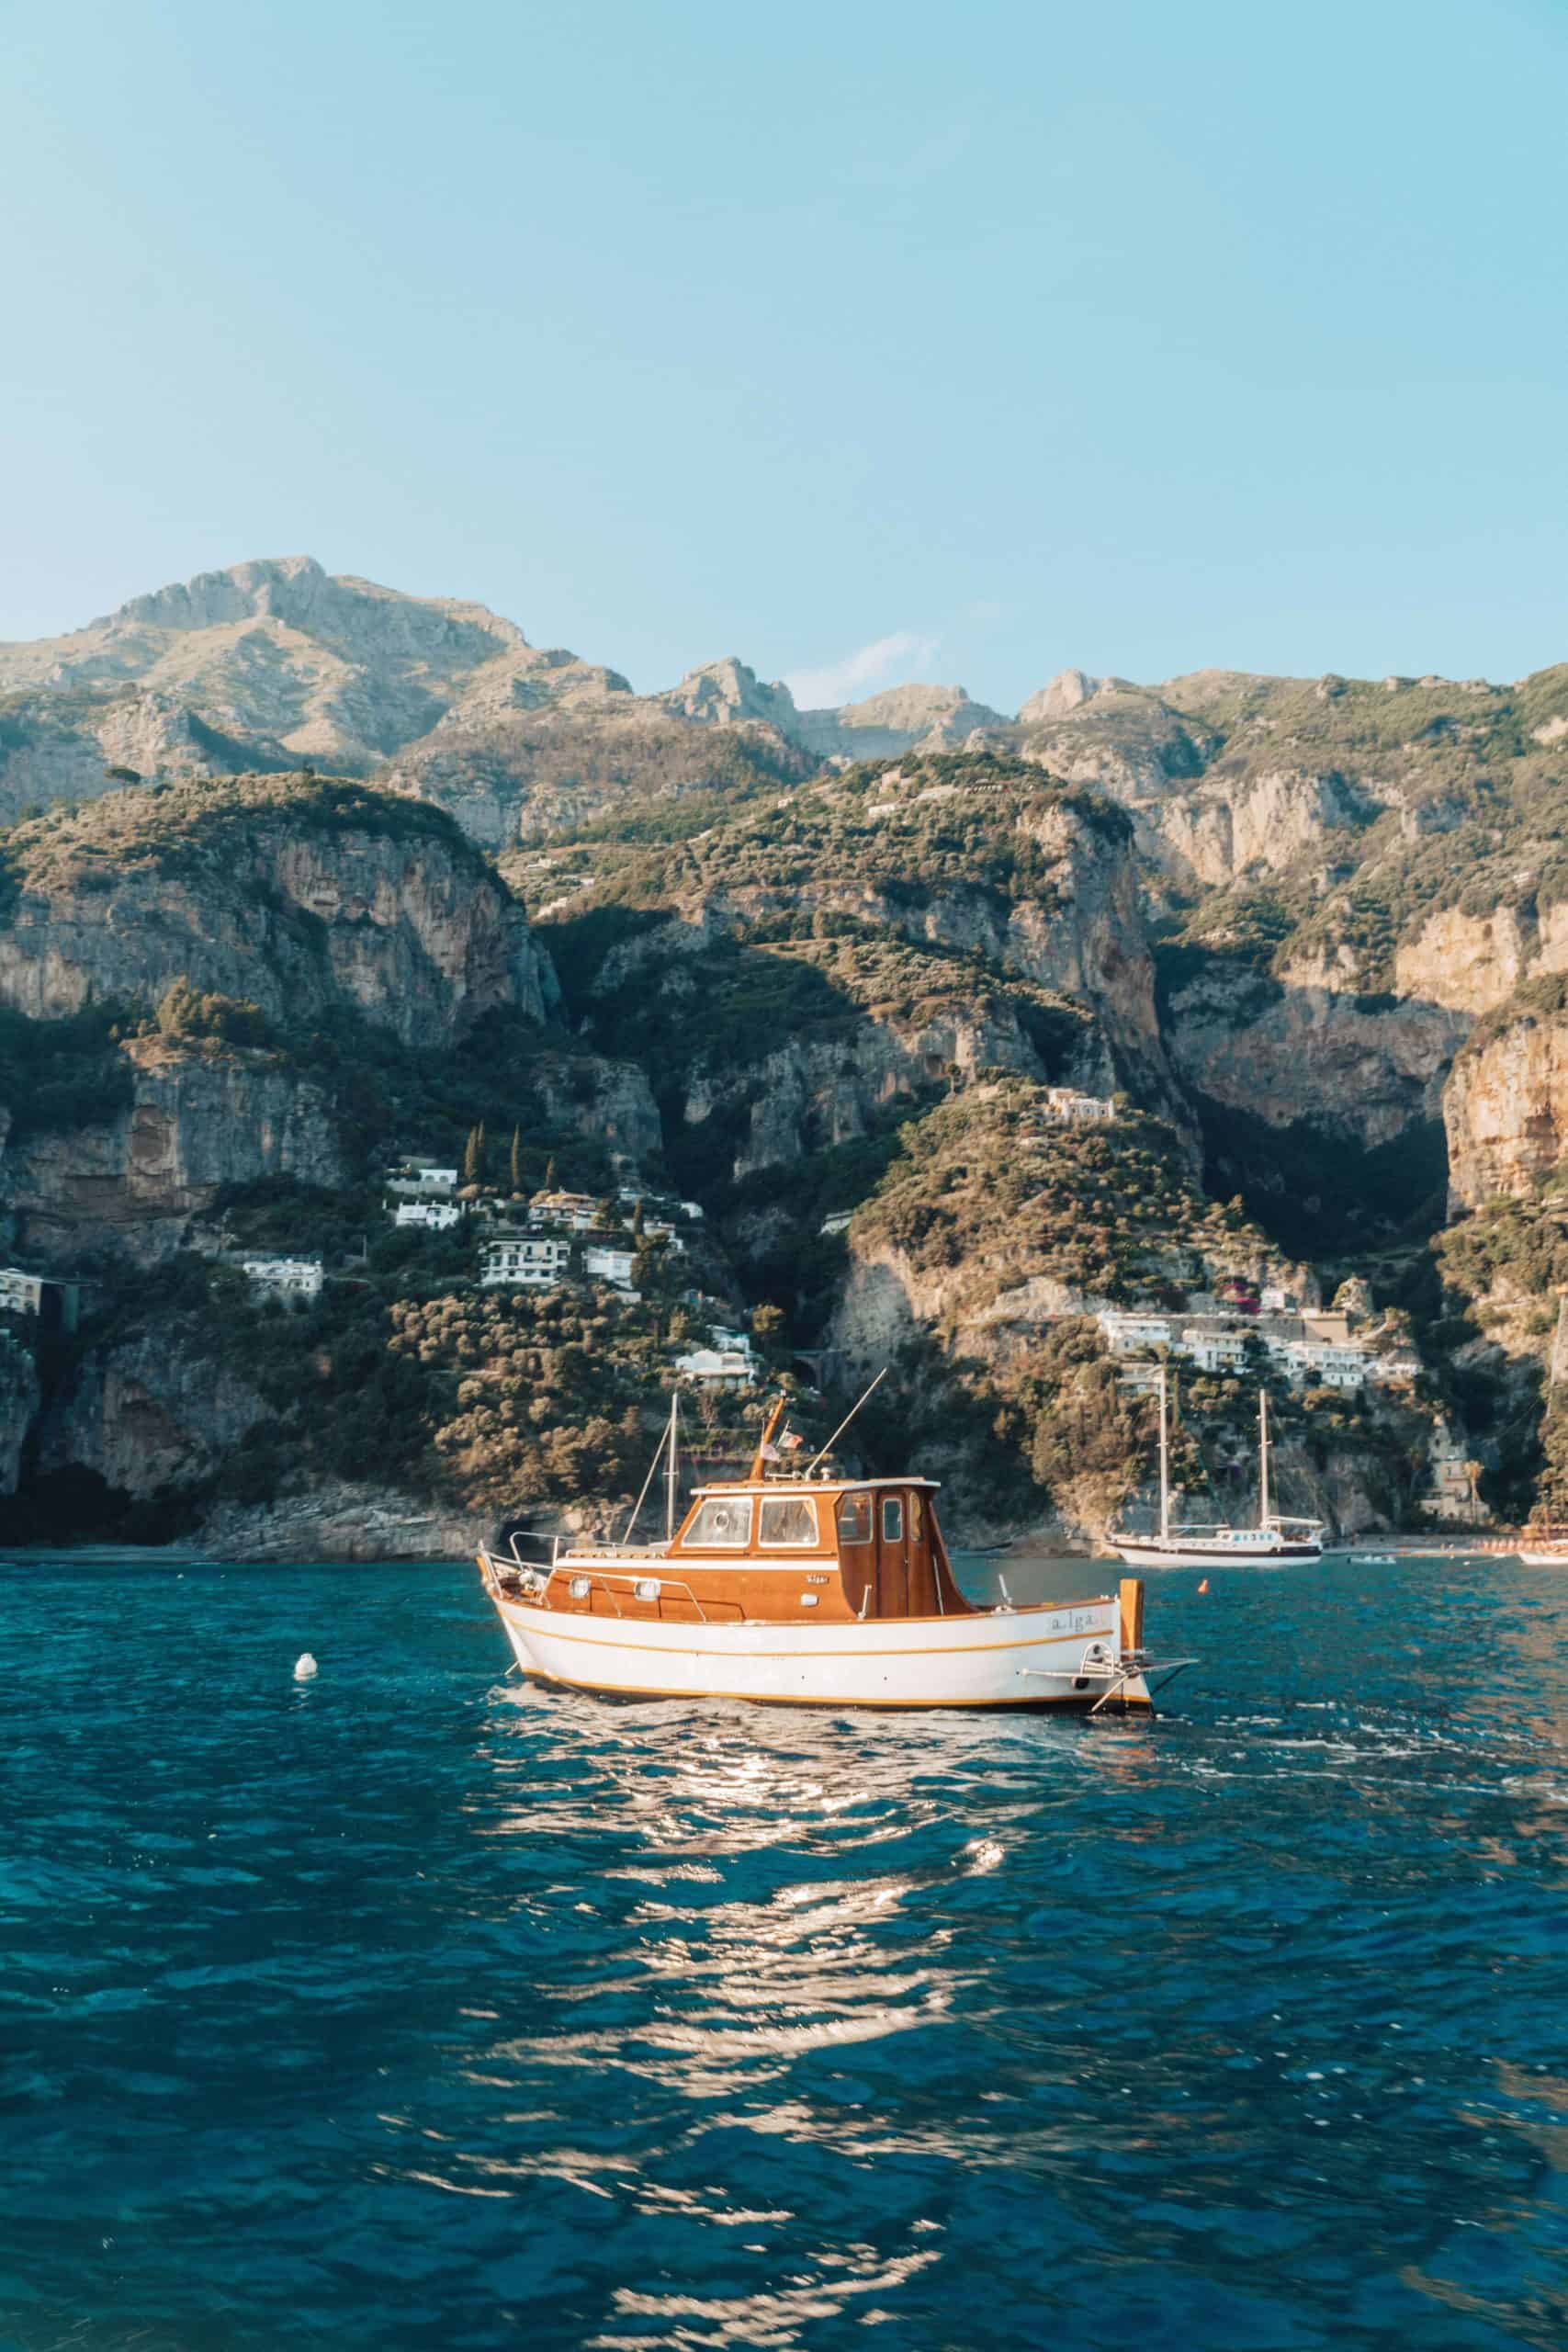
[
  {"left": 479, "top": 1387, "right": 1196, "bottom": 1713},
  {"left": 1517, "top": 1532, "right": 1568, "bottom": 1566},
  {"left": 1350, "top": 1553, "right": 1397, "bottom": 1566},
  {"left": 1112, "top": 1367, "right": 1325, "bottom": 1569}
]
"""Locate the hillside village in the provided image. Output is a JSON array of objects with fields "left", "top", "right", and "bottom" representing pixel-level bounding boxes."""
[{"left": 234, "top": 1156, "right": 761, "bottom": 1391}]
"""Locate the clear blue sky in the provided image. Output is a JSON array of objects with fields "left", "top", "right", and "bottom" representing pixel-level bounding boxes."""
[{"left": 5, "top": 0, "right": 1567, "bottom": 710}]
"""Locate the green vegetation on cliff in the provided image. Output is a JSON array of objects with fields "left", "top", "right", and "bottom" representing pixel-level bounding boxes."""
[{"left": 853, "top": 1079, "right": 1272, "bottom": 1309}]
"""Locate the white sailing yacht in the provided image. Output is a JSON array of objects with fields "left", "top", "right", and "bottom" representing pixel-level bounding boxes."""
[{"left": 1112, "top": 1363, "right": 1325, "bottom": 1568}]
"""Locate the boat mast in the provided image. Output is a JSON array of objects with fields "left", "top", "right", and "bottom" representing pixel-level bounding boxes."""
[
  {"left": 1259, "top": 1386, "right": 1271, "bottom": 1526},
  {"left": 1158, "top": 1360, "right": 1170, "bottom": 1539},
  {"left": 665, "top": 1392, "right": 680, "bottom": 1541},
  {"left": 749, "top": 1393, "right": 789, "bottom": 1481}
]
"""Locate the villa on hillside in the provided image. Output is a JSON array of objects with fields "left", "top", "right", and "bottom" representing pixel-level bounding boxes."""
[
  {"left": 0, "top": 1266, "right": 82, "bottom": 1333},
  {"left": 241, "top": 1256, "right": 323, "bottom": 1300},
  {"left": 1033, "top": 1088, "right": 1117, "bottom": 1127},
  {"left": 582, "top": 1243, "right": 637, "bottom": 1293},
  {"left": 530, "top": 1191, "right": 609, "bottom": 1233},
  {"left": 387, "top": 1158, "right": 459, "bottom": 1198},
  {"left": 1422, "top": 1422, "right": 1486, "bottom": 1524},
  {"left": 392, "top": 1200, "right": 462, "bottom": 1231},
  {"left": 674, "top": 1329, "right": 758, "bottom": 1388},
  {"left": 619, "top": 1185, "right": 705, "bottom": 1225},
  {"left": 479, "top": 1234, "right": 572, "bottom": 1289}
]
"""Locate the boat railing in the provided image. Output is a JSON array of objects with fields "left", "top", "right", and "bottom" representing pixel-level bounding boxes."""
[
  {"left": 533, "top": 1560, "right": 715, "bottom": 1624},
  {"left": 504, "top": 1529, "right": 560, "bottom": 1569},
  {"left": 501, "top": 1531, "right": 672, "bottom": 1570}
]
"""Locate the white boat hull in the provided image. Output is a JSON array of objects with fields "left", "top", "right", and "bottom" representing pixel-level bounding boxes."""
[
  {"left": 490, "top": 1587, "right": 1152, "bottom": 1711},
  {"left": 1113, "top": 1535, "right": 1322, "bottom": 1569},
  {"left": 1518, "top": 1549, "right": 1568, "bottom": 1566}
]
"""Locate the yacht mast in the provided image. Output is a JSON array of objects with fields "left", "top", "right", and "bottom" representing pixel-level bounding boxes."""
[
  {"left": 665, "top": 1392, "right": 680, "bottom": 1541},
  {"left": 1259, "top": 1386, "right": 1271, "bottom": 1527},
  {"left": 1158, "top": 1360, "right": 1170, "bottom": 1539}
]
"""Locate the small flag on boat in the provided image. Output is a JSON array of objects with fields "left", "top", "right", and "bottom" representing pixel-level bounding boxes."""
[
  {"left": 1197, "top": 1579, "right": 1209, "bottom": 1595},
  {"left": 779, "top": 1428, "right": 805, "bottom": 1452}
]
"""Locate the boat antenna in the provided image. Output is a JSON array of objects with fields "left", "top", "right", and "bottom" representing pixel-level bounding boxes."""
[
  {"left": 665, "top": 1391, "right": 680, "bottom": 1541},
  {"left": 1157, "top": 1359, "right": 1170, "bottom": 1540},
  {"left": 1259, "top": 1385, "right": 1271, "bottom": 1527},
  {"left": 804, "top": 1366, "right": 887, "bottom": 1477}
]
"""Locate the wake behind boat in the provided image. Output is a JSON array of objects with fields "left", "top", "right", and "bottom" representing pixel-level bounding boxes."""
[
  {"left": 479, "top": 1387, "right": 1196, "bottom": 1713},
  {"left": 1112, "top": 1365, "right": 1325, "bottom": 1569}
]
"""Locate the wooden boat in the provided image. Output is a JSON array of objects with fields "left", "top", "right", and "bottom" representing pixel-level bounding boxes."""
[
  {"left": 479, "top": 1394, "right": 1195, "bottom": 1713},
  {"left": 1517, "top": 1527, "right": 1568, "bottom": 1566},
  {"left": 1112, "top": 1366, "right": 1324, "bottom": 1569}
]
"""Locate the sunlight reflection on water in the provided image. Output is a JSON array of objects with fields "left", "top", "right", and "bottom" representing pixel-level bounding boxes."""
[{"left": 3, "top": 1553, "right": 1567, "bottom": 2348}]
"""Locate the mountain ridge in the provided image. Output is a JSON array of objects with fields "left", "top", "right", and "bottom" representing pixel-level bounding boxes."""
[{"left": 2, "top": 554, "right": 1567, "bottom": 1546}]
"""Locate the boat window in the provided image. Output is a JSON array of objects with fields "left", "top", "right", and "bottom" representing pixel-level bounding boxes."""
[
  {"left": 683, "top": 1497, "right": 752, "bottom": 1549},
  {"left": 759, "top": 1496, "right": 818, "bottom": 1548},
  {"left": 836, "top": 1494, "right": 873, "bottom": 1545},
  {"left": 882, "top": 1497, "right": 904, "bottom": 1544}
]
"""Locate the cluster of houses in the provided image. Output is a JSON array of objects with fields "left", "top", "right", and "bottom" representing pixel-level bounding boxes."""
[
  {"left": 474, "top": 1186, "right": 692, "bottom": 1295},
  {"left": 1098, "top": 1289, "right": 1420, "bottom": 1396},
  {"left": 232, "top": 1158, "right": 756, "bottom": 1386}
]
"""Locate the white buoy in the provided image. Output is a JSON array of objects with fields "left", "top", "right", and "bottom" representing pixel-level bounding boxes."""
[{"left": 293, "top": 1652, "right": 318, "bottom": 1681}]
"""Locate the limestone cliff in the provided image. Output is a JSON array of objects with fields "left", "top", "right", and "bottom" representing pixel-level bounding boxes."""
[
  {"left": 0, "top": 1332, "right": 39, "bottom": 1494},
  {"left": 680, "top": 992, "right": 1066, "bottom": 1183},
  {"left": 1394, "top": 899, "right": 1568, "bottom": 1017},
  {"left": 1443, "top": 982, "right": 1568, "bottom": 1208},
  {"left": 606, "top": 762, "right": 1185, "bottom": 1137},
  {"left": 4, "top": 1036, "right": 345, "bottom": 1262},
  {"left": 39, "top": 1325, "right": 267, "bottom": 1494},
  {"left": 0, "top": 775, "right": 555, "bottom": 1044},
  {"left": 1165, "top": 963, "right": 1464, "bottom": 1147}
]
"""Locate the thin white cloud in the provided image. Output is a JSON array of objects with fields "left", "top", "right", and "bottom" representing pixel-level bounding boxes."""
[{"left": 785, "top": 629, "right": 940, "bottom": 711}]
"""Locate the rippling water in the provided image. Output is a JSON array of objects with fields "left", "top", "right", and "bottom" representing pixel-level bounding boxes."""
[{"left": 4, "top": 1552, "right": 1567, "bottom": 2350}]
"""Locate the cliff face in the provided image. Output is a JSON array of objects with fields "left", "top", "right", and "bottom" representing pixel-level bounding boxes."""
[
  {"left": 0, "top": 1333, "right": 39, "bottom": 1494},
  {"left": 647, "top": 777, "right": 1182, "bottom": 1136},
  {"left": 1394, "top": 900, "right": 1568, "bottom": 1017},
  {"left": 1443, "top": 994, "right": 1568, "bottom": 1208},
  {"left": 681, "top": 999, "right": 1058, "bottom": 1183},
  {"left": 1166, "top": 964, "right": 1465, "bottom": 1146},
  {"left": 4, "top": 1036, "right": 345, "bottom": 1262},
  {"left": 40, "top": 1326, "right": 266, "bottom": 1494},
  {"left": 387, "top": 704, "right": 807, "bottom": 847},
  {"left": 0, "top": 775, "right": 555, "bottom": 1044}
]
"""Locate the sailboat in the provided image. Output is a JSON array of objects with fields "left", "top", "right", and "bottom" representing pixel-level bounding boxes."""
[{"left": 1112, "top": 1363, "right": 1325, "bottom": 1568}]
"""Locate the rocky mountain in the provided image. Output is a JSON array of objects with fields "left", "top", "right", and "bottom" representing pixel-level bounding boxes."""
[{"left": 5, "top": 552, "right": 1568, "bottom": 1547}]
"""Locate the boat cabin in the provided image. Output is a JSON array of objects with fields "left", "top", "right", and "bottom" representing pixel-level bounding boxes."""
[
  {"left": 492, "top": 1474, "right": 973, "bottom": 1627},
  {"left": 490, "top": 1396, "right": 974, "bottom": 1626},
  {"left": 665, "top": 1474, "right": 970, "bottom": 1621}
]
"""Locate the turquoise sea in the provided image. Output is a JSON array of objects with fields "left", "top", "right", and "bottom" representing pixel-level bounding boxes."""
[{"left": 3, "top": 1551, "right": 1566, "bottom": 2351}]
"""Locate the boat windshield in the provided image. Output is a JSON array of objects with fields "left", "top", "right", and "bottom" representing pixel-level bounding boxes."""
[
  {"left": 683, "top": 1497, "right": 752, "bottom": 1548},
  {"left": 759, "top": 1496, "right": 819, "bottom": 1547}
]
